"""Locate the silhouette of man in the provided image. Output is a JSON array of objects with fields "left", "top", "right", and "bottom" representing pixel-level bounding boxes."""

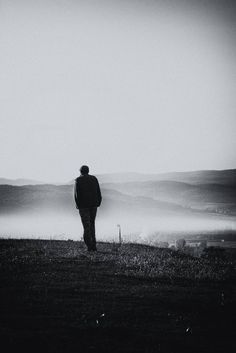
[{"left": 74, "top": 165, "right": 102, "bottom": 251}]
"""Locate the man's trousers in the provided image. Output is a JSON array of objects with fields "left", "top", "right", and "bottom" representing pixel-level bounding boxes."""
[{"left": 79, "top": 207, "right": 97, "bottom": 251}]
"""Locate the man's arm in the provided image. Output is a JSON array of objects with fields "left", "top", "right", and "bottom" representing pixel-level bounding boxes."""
[
  {"left": 74, "top": 180, "right": 79, "bottom": 209},
  {"left": 96, "top": 179, "right": 102, "bottom": 206}
]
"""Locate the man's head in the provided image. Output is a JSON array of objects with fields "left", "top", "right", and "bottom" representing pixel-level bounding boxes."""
[{"left": 80, "top": 165, "right": 89, "bottom": 175}]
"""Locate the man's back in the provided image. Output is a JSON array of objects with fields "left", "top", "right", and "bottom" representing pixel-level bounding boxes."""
[{"left": 74, "top": 174, "right": 102, "bottom": 209}]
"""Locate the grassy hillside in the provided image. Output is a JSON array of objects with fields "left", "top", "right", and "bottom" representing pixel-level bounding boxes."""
[{"left": 0, "top": 239, "right": 235, "bottom": 353}]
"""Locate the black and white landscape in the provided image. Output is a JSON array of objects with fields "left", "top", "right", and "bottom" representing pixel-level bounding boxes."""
[{"left": 1, "top": 1, "right": 236, "bottom": 352}]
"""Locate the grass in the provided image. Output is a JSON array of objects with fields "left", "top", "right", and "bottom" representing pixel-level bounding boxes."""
[
  {"left": 116, "top": 243, "right": 235, "bottom": 281},
  {"left": 2, "top": 239, "right": 234, "bottom": 281},
  {"left": 0, "top": 239, "right": 236, "bottom": 353}
]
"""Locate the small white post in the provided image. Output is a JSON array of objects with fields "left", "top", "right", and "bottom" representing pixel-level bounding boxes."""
[{"left": 117, "top": 224, "right": 122, "bottom": 246}]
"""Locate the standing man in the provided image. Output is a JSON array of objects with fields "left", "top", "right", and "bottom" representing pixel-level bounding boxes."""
[{"left": 74, "top": 165, "right": 102, "bottom": 251}]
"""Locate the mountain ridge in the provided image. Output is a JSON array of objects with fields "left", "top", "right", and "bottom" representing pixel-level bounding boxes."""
[{"left": 2, "top": 168, "right": 235, "bottom": 186}]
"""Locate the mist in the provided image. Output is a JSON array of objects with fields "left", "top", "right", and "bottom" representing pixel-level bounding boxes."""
[{"left": 1, "top": 210, "right": 235, "bottom": 243}]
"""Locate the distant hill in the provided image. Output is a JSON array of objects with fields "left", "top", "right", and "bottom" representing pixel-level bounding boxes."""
[
  {"left": 153, "top": 169, "right": 236, "bottom": 186},
  {"left": 0, "top": 178, "right": 45, "bottom": 186},
  {"left": 102, "top": 180, "right": 236, "bottom": 215},
  {"left": 68, "top": 172, "right": 158, "bottom": 185},
  {"left": 0, "top": 169, "right": 235, "bottom": 217},
  {"left": 0, "top": 184, "right": 189, "bottom": 216},
  {"left": 0, "top": 181, "right": 235, "bottom": 218},
  {"left": 2, "top": 169, "right": 236, "bottom": 186},
  {"left": 80, "top": 169, "right": 236, "bottom": 185},
  {"left": 0, "top": 184, "right": 74, "bottom": 214}
]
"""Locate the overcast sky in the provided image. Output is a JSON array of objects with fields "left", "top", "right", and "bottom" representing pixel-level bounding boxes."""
[{"left": 0, "top": 0, "right": 235, "bottom": 182}]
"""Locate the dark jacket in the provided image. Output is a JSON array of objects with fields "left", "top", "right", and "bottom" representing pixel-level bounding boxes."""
[{"left": 74, "top": 174, "right": 102, "bottom": 209}]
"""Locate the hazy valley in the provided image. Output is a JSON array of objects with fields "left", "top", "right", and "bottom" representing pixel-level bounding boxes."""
[{"left": 0, "top": 169, "right": 235, "bottom": 241}]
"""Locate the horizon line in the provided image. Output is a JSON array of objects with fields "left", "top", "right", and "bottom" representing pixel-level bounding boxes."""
[{"left": 0, "top": 167, "right": 235, "bottom": 185}]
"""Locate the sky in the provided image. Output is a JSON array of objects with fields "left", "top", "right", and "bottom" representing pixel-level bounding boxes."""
[{"left": 0, "top": 0, "right": 236, "bottom": 182}]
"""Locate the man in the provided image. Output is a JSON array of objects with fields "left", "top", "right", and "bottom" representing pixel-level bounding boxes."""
[{"left": 74, "top": 165, "right": 102, "bottom": 251}]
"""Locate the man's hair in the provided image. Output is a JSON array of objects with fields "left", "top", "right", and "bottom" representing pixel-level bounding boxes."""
[{"left": 80, "top": 165, "right": 89, "bottom": 175}]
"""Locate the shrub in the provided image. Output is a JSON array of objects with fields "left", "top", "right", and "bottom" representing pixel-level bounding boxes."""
[{"left": 176, "top": 238, "right": 186, "bottom": 250}]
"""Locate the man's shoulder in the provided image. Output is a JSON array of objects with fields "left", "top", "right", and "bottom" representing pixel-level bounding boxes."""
[
  {"left": 75, "top": 175, "right": 98, "bottom": 182},
  {"left": 88, "top": 175, "right": 100, "bottom": 184}
]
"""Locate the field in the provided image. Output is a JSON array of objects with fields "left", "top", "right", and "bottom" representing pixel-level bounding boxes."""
[{"left": 0, "top": 239, "right": 236, "bottom": 353}]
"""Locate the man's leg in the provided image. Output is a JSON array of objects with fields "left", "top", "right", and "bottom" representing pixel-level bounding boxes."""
[
  {"left": 89, "top": 207, "right": 97, "bottom": 251},
  {"left": 79, "top": 208, "right": 93, "bottom": 250}
]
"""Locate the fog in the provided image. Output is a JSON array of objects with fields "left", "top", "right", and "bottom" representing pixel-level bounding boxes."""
[{"left": 1, "top": 211, "right": 235, "bottom": 243}]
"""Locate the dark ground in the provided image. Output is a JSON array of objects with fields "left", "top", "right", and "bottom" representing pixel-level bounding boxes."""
[{"left": 0, "top": 239, "right": 236, "bottom": 353}]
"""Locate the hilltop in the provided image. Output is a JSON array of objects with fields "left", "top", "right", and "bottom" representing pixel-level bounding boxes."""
[{"left": 0, "top": 239, "right": 235, "bottom": 353}]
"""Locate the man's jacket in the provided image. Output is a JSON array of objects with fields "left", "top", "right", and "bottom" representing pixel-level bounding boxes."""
[{"left": 74, "top": 174, "right": 102, "bottom": 209}]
